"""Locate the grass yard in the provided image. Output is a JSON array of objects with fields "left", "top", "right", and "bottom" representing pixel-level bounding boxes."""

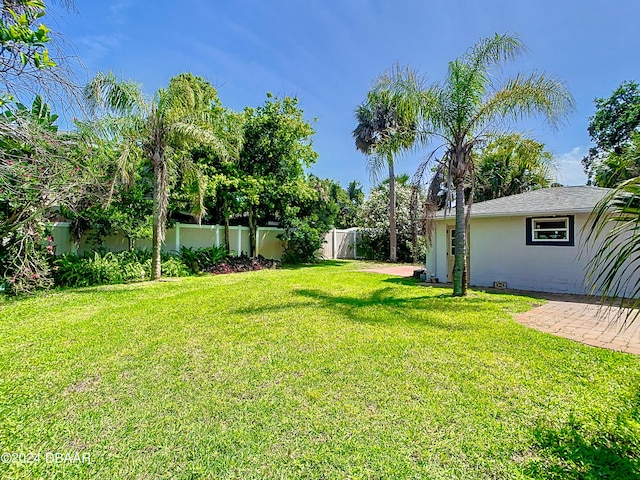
[{"left": 1, "top": 261, "right": 639, "bottom": 479}]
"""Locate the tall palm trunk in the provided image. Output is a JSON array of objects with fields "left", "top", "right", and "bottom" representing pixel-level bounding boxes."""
[
  {"left": 388, "top": 156, "right": 397, "bottom": 262},
  {"left": 150, "top": 146, "right": 168, "bottom": 280},
  {"left": 453, "top": 176, "right": 467, "bottom": 296}
]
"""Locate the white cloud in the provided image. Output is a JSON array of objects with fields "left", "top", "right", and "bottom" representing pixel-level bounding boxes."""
[
  {"left": 78, "top": 33, "right": 126, "bottom": 69},
  {"left": 556, "top": 147, "right": 588, "bottom": 186},
  {"left": 109, "top": 0, "right": 135, "bottom": 26}
]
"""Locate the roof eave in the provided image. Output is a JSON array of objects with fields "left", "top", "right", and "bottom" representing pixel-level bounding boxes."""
[{"left": 435, "top": 208, "right": 595, "bottom": 220}]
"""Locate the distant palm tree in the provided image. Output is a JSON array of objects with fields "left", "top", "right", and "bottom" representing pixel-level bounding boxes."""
[
  {"left": 583, "top": 177, "right": 640, "bottom": 314},
  {"left": 353, "top": 79, "right": 417, "bottom": 262},
  {"left": 346, "top": 180, "right": 364, "bottom": 206},
  {"left": 475, "top": 133, "right": 557, "bottom": 202},
  {"left": 83, "top": 72, "right": 237, "bottom": 279},
  {"left": 377, "top": 33, "right": 574, "bottom": 295}
]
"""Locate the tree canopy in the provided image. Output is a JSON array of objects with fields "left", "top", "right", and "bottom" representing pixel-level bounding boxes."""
[
  {"left": 583, "top": 81, "right": 640, "bottom": 187},
  {"left": 474, "top": 134, "right": 557, "bottom": 202}
]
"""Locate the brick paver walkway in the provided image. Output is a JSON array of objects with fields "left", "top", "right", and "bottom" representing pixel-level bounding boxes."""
[
  {"left": 361, "top": 266, "right": 640, "bottom": 354},
  {"left": 515, "top": 294, "right": 640, "bottom": 354}
]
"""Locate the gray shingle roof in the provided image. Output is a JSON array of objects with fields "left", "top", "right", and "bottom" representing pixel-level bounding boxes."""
[{"left": 437, "top": 186, "right": 612, "bottom": 218}]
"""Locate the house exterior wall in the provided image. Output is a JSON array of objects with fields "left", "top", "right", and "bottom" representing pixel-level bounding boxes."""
[
  {"left": 425, "top": 220, "right": 450, "bottom": 283},
  {"left": 426, "top": 213, "right": 599, "bottom": 294}
]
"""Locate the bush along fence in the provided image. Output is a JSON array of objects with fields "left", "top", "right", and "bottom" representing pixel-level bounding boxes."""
[{"left": 50, "top": 223, "right": 361, "bottom": 261}]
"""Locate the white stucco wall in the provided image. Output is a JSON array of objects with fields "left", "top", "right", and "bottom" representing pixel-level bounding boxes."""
[
  {"left": 425, "top": 213, "right": 599, "bottom": 294},
  {"left": 425, "top": 220, "right": 450, "bottom": 283}
]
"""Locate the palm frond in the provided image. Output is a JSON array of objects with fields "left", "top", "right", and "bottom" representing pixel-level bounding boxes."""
[
  {"left": 181, "top": 160, "right": 208, "bottom": 224},
  {"left": 583, "top": 177, "right": 640, "bottom": 323},
  {"left": 365, "top": 153, "right": 389, "bottom": 184},
  {"left": 84, "top": 71, "right": 147, "bottom": 116},
  {"left": 170, "top": 119, "right": 229, "bottom": 160},
  {"left": 464, "top": 33, "right": 526, "bottom": 76},
  {"left": 478, "top": 71, "right": 575, "bottom": 131},
  {"left": 353, "top": 102, "right": 376, "bottom": 154}
]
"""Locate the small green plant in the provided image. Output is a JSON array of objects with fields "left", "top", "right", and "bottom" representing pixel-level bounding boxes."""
[
  {"left": 52, "top": 249, "right": 191, "bottom": 288},
  {"left": 160, "top": 257, "right": 191, "bottom": 277},
  {"left": 195, "top": 245, "right": 228, "bottom": 270},
  {"left": 179, "top": 246, "right": 200, "bottom": 273},
  {"left": 53, "top": 251, "right": 123, "bottom": 287}
]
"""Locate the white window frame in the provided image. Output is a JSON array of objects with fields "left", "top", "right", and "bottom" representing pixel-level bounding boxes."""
[{"left": 531, "top": 216, "right": 569, "bottom": 242}]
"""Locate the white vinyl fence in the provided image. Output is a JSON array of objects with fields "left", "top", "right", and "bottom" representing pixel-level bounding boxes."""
[
  {"left": 50, "top": 223, "right": 360, "bottom": 261},
  {"left": 321, "top": 228, "right": 360, "bottom": 259}
]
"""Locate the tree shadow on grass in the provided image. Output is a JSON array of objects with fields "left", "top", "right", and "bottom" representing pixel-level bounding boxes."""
[
  {"left": 228, "top": 284, "right": 486, "bottom": 330},
  {"left": 381, "top": 276, "right": 427, "bottom": 287},
  {"left": 291, "top": 287, "right": 486, "bottom": 330},
  {"left": 521, "top": 392, "right": 640, "bottom": 479},
  {"left": 279, "top": 260, "right": 352, "bottom": 270}
]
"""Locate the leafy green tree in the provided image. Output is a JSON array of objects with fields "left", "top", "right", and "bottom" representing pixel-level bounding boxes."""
[
  {"left": 377, "top": 33, "right": 574, "bottom": 295},
  {"left": 475, "top": 134, "right": 557, "bottom": 202},
  {"left": 0, "top": 0, "right": 78, "bottom": 106},
  {"left": 239, "top": 93, "right": 318, "bottom": 255},
  {"left": 591, "top": 132, "right": 640, "bottom": 188},
  {"left": 583, "top": 81, "right": 640, "bottom": 187},
  {"left": 278, "top": 176, "right": 337, "bottom": 263},
  {"left": 305, "top": 178, "right": 363, "bottom": 229},
  {"left": 353, "top": 77, "right": 417, "bottom": 262},
  {"left": 0, "top": 96, "right": 92, "bottom": 293},
  {"left": 72, "top": 164, "right": 153, "bottom": 250},
  {"left": 347, "top": 180, "right": 364, "bottom": 206},
  {"left": 171, "top": 109, "right": 244, "bottom": 253},
  {"left": 356, "top": 177, "right": 420, "bottom": 262},
  {"left": 83, "top": 72, "right": 233, "bottom": 279}
]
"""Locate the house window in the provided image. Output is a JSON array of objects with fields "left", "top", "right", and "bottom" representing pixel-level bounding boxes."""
[{"left": 526, "top": 216, "right": 574, "bottom": 246}]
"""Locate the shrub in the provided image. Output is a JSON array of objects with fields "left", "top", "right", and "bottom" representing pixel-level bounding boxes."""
[
  {"left": 194, "top": 245, "right": 228, "bottom": 270},
  {"left": 1, "top": 230, "right": 55, "bottom": 295},
  {"left": 49, "top": 246, "right": 272, "bottom": 289},
  {"left": 177, "top": 245, "right": 228, "bottom": 273},
  {"left": 178, "top": 246, "right": 200, "bottom": 273},
  {"left": 204, "top": 255, "right": 279, "bottom": 274},
  {"left": 53, "top": 252, "right": 125, "bottom": 287},
  {"left": 278, "top": 218, "right": 325, "bottom": 264},
  {"left": 52, "top": 249, "right": 190, "bottom": 288},
  {"left": 160, "top": 256, "right": 191, "bottom": 277}
]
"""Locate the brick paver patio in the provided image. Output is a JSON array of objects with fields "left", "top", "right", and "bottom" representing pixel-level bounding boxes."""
[
  {"left": 515, "top": 294, "right": 640, "bottom": 354},
  {"left": 362, "top": 266, "right": 640, "bottom": 354}
]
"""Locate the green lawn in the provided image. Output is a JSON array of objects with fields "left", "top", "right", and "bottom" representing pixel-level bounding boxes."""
[{"left": 1, "top": 261, "right": 639, "bottom": 479}]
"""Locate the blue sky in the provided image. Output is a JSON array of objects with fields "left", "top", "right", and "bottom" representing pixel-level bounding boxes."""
[{"left": 53, "top": 0, "right": 640, "bottom": 191}]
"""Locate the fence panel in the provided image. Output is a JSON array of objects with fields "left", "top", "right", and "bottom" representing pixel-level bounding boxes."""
[
  {"left": 50, "top": 223, "right": 361, "bottom": 261},
  {"left": 256, "top": 228, "right": 284, "bottom": 259},
  {"left": 322, "top": 228, "right": 359, "bottom": 259}
]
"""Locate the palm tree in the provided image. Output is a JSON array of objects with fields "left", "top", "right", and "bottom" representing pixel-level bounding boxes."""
[
  {"left": 475, "top": 133, "right": 557, "bottom": 202},
  {"left": 83, "top": 72, "right": 235, "bottom": 279},
  {"left": 353, "top": 80, "right": 417, "bottom": 262},
  {"left": 583, "top": 177, "right": 640, "bottom": 315},
  {"left": 377, "top": 33, "right": 574, "bottom": 295}
]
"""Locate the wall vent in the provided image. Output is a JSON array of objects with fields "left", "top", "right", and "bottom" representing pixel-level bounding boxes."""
[{"left": 493, "top": 281, "right": 507, "bottom": 289}]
